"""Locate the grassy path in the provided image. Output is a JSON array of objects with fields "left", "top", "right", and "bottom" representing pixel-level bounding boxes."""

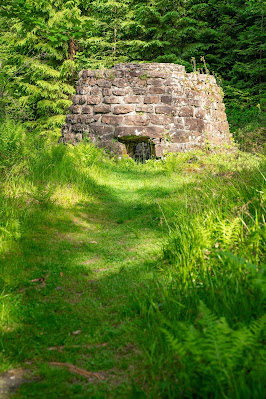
[
  {"left": 1, "top": 162, "right": 178, "bottom": 398},
  {"left": 1, "top": 150, "right": 265, "bottom": 398}
]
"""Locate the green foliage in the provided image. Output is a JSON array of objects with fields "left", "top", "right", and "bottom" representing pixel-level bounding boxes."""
[
  {"left": 0, "top": 120, "right": 26, "bottom": 174},
  {"left": 0, "top": 0, "right": 91, "bottom": 136},
  {"left": 161, "top": 305, "right": 266, "bottom": 398},
  {"left": 0, "top": 124, "right": 265, "bottom": 396},
  {"left": 0, "top": 0, "right": 265, "bottom": 145},
  {"left": 227, "top": 105, "right": 266, "bottom": 153},
  {"left": 138, "top": 153, "right": 266, "bottom": 397}
]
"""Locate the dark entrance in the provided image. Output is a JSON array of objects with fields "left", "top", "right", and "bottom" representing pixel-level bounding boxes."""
[{"left": 118, "top": 136, "right": 155, "bottom": 162}]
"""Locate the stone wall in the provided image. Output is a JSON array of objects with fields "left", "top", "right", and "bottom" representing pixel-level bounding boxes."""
[{"left": 60, "top": 63, "right": 232, "bottom": 158}]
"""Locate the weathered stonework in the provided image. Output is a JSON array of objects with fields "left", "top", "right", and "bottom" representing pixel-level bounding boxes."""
[{"left": 60, "top": 63, "right": 232, "bottom": 159}]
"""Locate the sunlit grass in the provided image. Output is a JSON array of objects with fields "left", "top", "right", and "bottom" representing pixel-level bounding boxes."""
[{"left": 0, "top": 121, "right": 265, "bottom": 398}]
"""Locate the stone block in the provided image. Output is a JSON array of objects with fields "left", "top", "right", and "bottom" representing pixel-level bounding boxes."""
[
  {"left": 149, "top": 71, "right": 169, "bottom": 78},
  {"left": 161, "top": 96, "right": 173, "bottom": 105},
  {"left": 102, "top": 115, "right": 123, "bottom": 125},
  {"left": 114, "top": 105, "right": 135, "bottom": 114},
  {"left": 188, "top": 99, "right": 201, "bottom": 107},
  {"left": 72, "top": 105, "right": 82, "bottom": 114},
  {"left": 154, "top": 144, "right": 164, "bottom": 157},
  {"left": 89, "top": 125, "right": 115, "bottom": 137},
  {"left": 103, "top": 96, "right": 122, "bottom": 104},
  {"left": 82, "top": 105, "right": 93, "bottom": 115},
  {"left": 93, "top": 115, "right": 101, "bottom": 122},
  {"left": 91, "top": 87, "right": 102, "bottom": 95},
  {"left": 77, "top": 115, "right": 91, "bottom": 124},
  {"left": 113, "top": 78, "right": 128, "bottom": 87},
  {"left": 124, "top": 96, "right": 142, "bottom": 104},
  {"left": 79, "top": 96, "right": 87, "bottom": 105},
  {"left": 174, "top": 98, "right": 187, "bottom": 106},
  {"left": 184, "top": 117, "right": 204, "bottom": 132},
  {"left": 66, "top": 114, "right": 78, "bottom": 124},
  {"left": 149, "top": 87, "right": 166, "bottom": 94},
  {"left": 172, "top": 89, "right": 184, "bottom": 96},
  {"left": 184, "top": 89, "right": 197, "bottom": 98},
  {"left": 152, "top": 138, "right": 161, "bottom": 145},
  {"left": 124, "top": 115, "right": 150, "bottom": 126},
  {"left": 115, "top": 126, "right": 164, "bottom": 139},
  {"left": 147, "top": 78, "right": 164, "bottom": 87},
  {"left": 174, "top": 118, "right": 185, "bottom": 129},
  {"left": 82, "top": 70, "right": 95, "bottom": 78},
  {"left": 136, "top": 105, "right": 153, "bottom": 113},
  {"left": 165, "top": 78, "right": 183, "bottom": 86},
  {"left": 195, "top": 109, "right": 206, "bottom": 119},
  {"left": 76, "top": 88, "right": 88, "bottom": 95},
  {"left": 94, "top": 104, "right": 111, "bottom": 113},
  {"left": 86, "top": 95, "right": 101, "bottom": 105},
  {"left": 212, "top": 110, "right": 227, "bottom": 122},
  {"left": 150, "top": 115, "right": 173, "bottom": 125},
  {"left": 179, "top": 107, "right": 193, "bottom": 117},
  {"left": 172, "top": 142, "right": 195, "bottom": 152},
  {"left": 129, "top": 70, "right": 143, "bottom": 78},
  {"left": 72, "top": 123, "right": 89, "bottom": 133},
  {"left": 61, "top": 133, "right": 75, "bottom": 143},
  {"left": 155, "top": 105, "right": 175, "bottom": 115},
  {"left": 222, "top": 122, "right": 230, "bottom": 133},
  {"left": 133, "top": 88, "right": 146, "bottom": 95},
  {"left": 96, "top": 79, "right": 112, "bottom": 88},
  {"left": 205, "top": 123, "right": 213, "bottom": 133},
  {"left": 112, "top": 88, "right": 131, "bottom": 96},
  {"left": 61, "top": 124, "right": 70, "bottom": 134},
  {"left": 135, "top": 79, "right": 147, "bottom": 87},
  {"left": 82, "top": 70, "right": 88, "bottom": 79},
  {"left": 102, "top": 88, "right": 112, "bottom": 96},
  {"left": 109, "top": 141, "right": 127, "bottom": 156},
  {"left": 73, "top": 95, "right": 81, "bottom": 105},
  {"left": 65, "top": 115, "right": 72, "bottom": 124},
  {"left": 114, "top": 70, "right": 124, "bottom": 78},
  {"left": 171, "top": 131, "right": 189, "bottom": 143},
  {"left": 84, "top": 78, "right": 97, "bottom": 86},
  {"left": 144, "top": 96, "right": 159, "bottom": 104}
]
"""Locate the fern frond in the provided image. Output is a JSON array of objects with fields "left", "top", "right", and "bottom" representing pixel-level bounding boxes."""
[
  {"left": 161, "top": 328, "right": 186, "bottom": 358},
  {"left": 216, "top": 217, "right": 242, "bottom": 247}
]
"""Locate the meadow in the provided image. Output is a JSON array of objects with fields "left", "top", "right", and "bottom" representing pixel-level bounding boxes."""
[{"left": 0, "top": 120, "right": 265, "bottom": 398}]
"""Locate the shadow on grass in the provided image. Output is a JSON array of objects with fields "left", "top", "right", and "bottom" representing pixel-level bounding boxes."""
[
  {"left": 0, "top": 162, "right": 170, "bottom": 397},
  {"left": 0, "top": 151, "right": 264, "bottom": 397}
]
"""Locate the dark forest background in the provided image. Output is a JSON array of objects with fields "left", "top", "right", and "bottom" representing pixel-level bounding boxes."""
[{"left": 0, "top": 0, "right": 265, "bottom": 150}]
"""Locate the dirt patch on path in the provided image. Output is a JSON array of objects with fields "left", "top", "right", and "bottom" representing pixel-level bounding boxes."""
[{"left": 0, "top": 369, "right": 34, "bottom": 398}]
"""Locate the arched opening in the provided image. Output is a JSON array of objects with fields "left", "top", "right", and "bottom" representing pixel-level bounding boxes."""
[{"left": 118, "top": 136, "right": 156, "bottom": 162}]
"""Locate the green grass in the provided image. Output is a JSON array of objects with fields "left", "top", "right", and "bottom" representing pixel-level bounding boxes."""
[{"left": 0, "top": 121, "right": 265, "bottom": 398}]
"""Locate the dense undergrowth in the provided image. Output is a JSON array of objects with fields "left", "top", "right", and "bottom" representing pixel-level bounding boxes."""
[
  {"left": 0, "top": 120, "right": 265, "bottom": 398},
  {"left": 226, "top": 105, "right": 266, "bottom": 154}
]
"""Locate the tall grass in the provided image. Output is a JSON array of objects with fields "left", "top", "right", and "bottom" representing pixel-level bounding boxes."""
[
  {"left": 0, "top": 121, "right": 265, "bottom": 397},
  {"left": 140, "top": 155, "right": 266, "bottom": 398},
  {"left": 0, "top": 121, "right": 105, "bottom": 252}
]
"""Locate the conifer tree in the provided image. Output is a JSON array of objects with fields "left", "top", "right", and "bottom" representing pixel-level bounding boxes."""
[
  {"left": 79, "top": 0, "right": 136, "bottom": 68},
  {"left": 0, "top": 0, "right": 93, "bottom": 138},
  {"left": 185, "top": 0, "right": 265, "bottom": 107}
]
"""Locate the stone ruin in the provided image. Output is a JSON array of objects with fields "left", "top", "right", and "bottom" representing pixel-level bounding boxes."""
[{"left": 60, "top": 63, "right": 232, "bottom": 160}]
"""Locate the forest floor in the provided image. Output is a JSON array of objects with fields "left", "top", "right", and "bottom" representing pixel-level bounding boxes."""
[{"left": 0, "top": 147, "right": 265, "bottom": 398}]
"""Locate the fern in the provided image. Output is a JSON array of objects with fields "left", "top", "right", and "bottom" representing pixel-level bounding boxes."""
[
  {"left": 161, "top": 328, "right": 186, "bottom": 358},
  {"left": 160, "top": 302, "right": 266, "bottom": 397},
  {"left": 216, "top": 217, "right": 242, "bottom": 248}
]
